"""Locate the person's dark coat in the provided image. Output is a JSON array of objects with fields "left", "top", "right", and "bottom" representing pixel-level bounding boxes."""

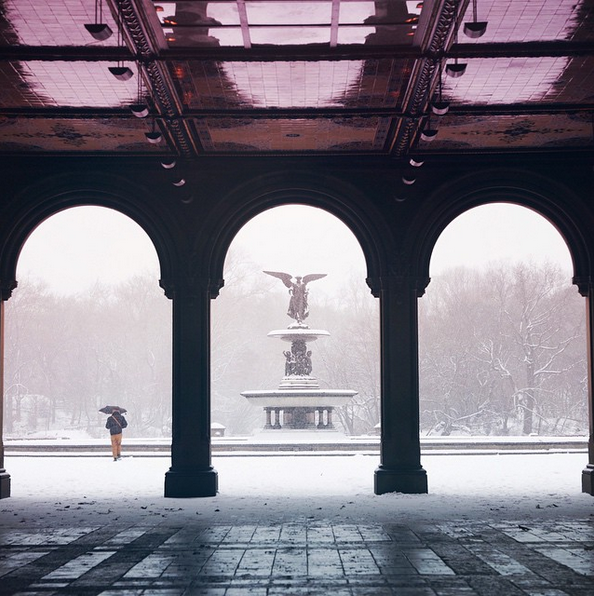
[{"left": 105, "top": 411, "right": 128, "bottom": 435}]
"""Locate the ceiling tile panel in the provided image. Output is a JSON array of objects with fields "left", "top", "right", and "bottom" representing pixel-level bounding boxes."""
[
  {"left": 244, "top": 1, "right": 332, "bottom": 25},
  {"left": 0, "top": 61, "right": 137, "bottom": 108},
  {"left": 173, "top": 59, "right": 407, "bottom": 109},
  {"left": 157, "top": 0, "right": 420, "bottom": 47},
  {"left": 0, "top": 116, "right": 160, "bottom": 152},
  {"left": 194, "top": 116, "right": 382, "bottom": 152},
  {"left": 442, "top": 57, "right": 594, "bottom": 105},
  {"left": 420, "top": 113, "right": 592, "bottom": 150},
  {"left": 459, "top": 0, "right": 594, "bottom": 44},
  {"left": 0, "top": 0, "right": 118, "bottom": 46}
]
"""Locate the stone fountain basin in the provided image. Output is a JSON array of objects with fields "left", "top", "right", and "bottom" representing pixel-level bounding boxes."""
[{"left": 241, "top": 389, "right": 357, "bottom": 408}]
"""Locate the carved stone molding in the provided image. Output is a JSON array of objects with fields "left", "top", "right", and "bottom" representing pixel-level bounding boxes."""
[
  {"left": 160, "top": 276, "right": 224, "bottom": 300},
  {"left": 391, "top": 0, "right": 462, "bottom": 157},
  {"left": 116, "top": 0, "right": 196, "bottom": 156}
]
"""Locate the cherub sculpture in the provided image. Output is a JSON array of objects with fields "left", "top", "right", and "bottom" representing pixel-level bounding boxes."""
[{"left": 264, "top": 271, "right": 327, "bottom": 324}]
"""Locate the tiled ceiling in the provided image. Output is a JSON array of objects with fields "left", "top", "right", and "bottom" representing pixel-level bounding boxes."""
[{"left": 0, "top": 0, "right": 592, "bottom": 157}]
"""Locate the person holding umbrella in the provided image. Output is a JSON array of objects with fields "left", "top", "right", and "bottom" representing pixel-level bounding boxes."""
[{"left": 100, "top": 406, "right": 128, "bottom": 461}]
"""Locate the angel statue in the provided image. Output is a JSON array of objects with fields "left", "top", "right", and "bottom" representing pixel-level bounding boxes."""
[{"left": 264, "top": 271, "right": 327, "bottom": 324}]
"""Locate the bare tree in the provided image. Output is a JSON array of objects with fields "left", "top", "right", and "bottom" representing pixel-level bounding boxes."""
[{"left": 419, "top": 262, "right": 586, "bottom": 436}]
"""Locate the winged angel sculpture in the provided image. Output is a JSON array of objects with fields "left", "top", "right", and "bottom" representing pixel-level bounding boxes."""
[{"left": 264, "top": 271, "right": 327, "bottom": 324}]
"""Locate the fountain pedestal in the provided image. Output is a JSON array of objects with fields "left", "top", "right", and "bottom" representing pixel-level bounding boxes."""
[{"left": 242, "top": 323, "right": 357, "bottom": 431}]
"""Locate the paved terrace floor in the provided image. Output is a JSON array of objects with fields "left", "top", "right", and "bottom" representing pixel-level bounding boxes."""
[{"left": 0, "top": 452, "right": 593, "bottom": 595}]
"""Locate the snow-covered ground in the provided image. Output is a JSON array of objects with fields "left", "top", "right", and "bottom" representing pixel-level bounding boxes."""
[{"left": 2, "top": 452, "right": 592, "bottom": 527}]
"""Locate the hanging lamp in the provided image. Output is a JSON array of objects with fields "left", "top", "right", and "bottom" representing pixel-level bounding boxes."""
[
  {"left": 446, "top": 31, "right": 467, "bottom": 78},
  {"left": 84, "top": 0, "right": 113, "bottom": 40},
  {"left": 109, "top": 3, "right": 133, "bottom": 80},
  {"left": 431, "top": 61, "right": 450, "bottom": 115},
  {"left": 145, "top": 119, "right": 162, "bottom": 144},
  {"left": 464, "top": 0, "right": 488, "bottom": 38},
  {"left": 420, "top": 113, "right": 438, "bottom": 142},
  {"left": 130, "top": 67, "right": 149, "bottom": 117}
]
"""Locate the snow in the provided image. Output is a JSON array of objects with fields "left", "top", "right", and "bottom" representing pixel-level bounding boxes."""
[{"left": 1, "top": 452, "right": 592, "bottom": 527}]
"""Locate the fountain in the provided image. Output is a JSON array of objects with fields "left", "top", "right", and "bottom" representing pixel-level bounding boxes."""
[{"left": 242, "top": 271, "right": 357, "bottom": 431}]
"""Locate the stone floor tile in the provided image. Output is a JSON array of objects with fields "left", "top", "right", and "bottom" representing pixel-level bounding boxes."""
[
  {"left": 403, "top": 548, "right": 456, "bottom": 575},
  {"left": 339, "top": 547, "right": 379, "bottom": 575},
  {"left": 278, "top": 524, "right": 307, "bottom": 545},
  {"left": 41, "top": 550, "right": 116, "bottom": 580},
  {"left": 236, "top": 547, "right": 276, "bottom": 576},
  {"left": 251, "top": 526, "right": 282, "bottom": 544},
  {"left": 467, "top": 543, "right": 536, "bottom": 576},
  {"left": 271, "top": 546, "right": 307, "bottom": 576},
  {"left": 307, "top": 546, "right": 343, "bottom": 576},
  {"left": 533, "top": 546, "right": 594, "bottom": 576},
  {"left": 306, "top": 524, "right": 335, "bottom": 544},
  {"left": 0, "top": 551, "right": 50, "bottom": 578},
  {"left": 124, "top": 553, "right": 176, "bottom": 578}
]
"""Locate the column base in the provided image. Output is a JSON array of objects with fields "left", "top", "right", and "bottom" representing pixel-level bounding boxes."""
[
  {"left": 164, "top": 467, "right": 218, "bottom": 498},
  {"left": 582, "top": 464, "right": 594, "bottom": 495},
  {"left": 374, "top": 465, "right": 428, "bottom": 495},
  {"left": 0, "top": 469, "right": 11, "bottom": 499}
]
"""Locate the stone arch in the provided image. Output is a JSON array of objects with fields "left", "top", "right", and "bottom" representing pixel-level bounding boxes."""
[
  {"left": 0, "top": 171, "right": 179, "bottom": 298},
  {"left": 407, "top": 169, "right": 593, "bottom": 293},
  {"left": 199, "top": 170, "right": 394, "bottom": 297}
]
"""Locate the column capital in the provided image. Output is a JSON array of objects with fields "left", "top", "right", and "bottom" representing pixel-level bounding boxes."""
[
  {"left": 159, "top": 277, "right": 224, "bottom": 300},
  {"left": 573, "top": 275, "right": 593, "bottom": 297},
  {"left": 366, "top": 273, "right": 430, "bottom": 299},
  {"left": 0, "top": 280, "right": 17, "bottom": 301}
]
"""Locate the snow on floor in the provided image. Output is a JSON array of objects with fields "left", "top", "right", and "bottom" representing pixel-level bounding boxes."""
[{"left": 1, "top": 453, "right": 592, "bottom": 527}]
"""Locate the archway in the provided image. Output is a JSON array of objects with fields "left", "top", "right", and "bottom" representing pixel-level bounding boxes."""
[
  {"left": 420, "top": 203, "right": 585, "bottom": 442},
  {"left": 4, "top": 206, "right": 170, "bottom": 454},
  {"left": 212, "top": 204, "right": 379, "bottom": 442}
]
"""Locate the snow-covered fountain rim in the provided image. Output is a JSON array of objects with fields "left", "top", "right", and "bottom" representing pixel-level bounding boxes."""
[{"left": 268, "top": 328, "right": 330, "bottom": 341}]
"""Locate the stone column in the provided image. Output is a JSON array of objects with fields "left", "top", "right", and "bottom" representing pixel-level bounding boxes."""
[
  {"left": 0, "top": 294, "right": 11, "bottom": 498},
  {"left": 317, "top": 407, "right": 324, "bottom": 428},
  {"left": 273, "top": 408, "right": 281, "bottom": 429},
  {"left": 373, "top": 273, "right": 427, "bottom": 494},
  {"left": 579, "top": 279, "right": 594, "bottom": 495},
  {"left": 264, "top": 408, "right": 273, "bottom": 429},
  {"left": 164, "top": 279, "right": 218, "bottom": 497}
]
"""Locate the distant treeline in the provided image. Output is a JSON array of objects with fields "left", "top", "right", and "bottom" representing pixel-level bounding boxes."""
[{"left": 4, "top": 257, "right": 587, "bottom": 438}]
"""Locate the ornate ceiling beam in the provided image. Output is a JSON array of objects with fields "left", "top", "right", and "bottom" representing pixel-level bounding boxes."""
[
  {"left": 115, "top": 0, "right": 198, "bottom": 157},
  {"left": 3, "top": 103, "right": 592, "bottom": 120},
  {"left": 1, "top": 41, "right": 592, "bottom": 62},
  {"left": 388, "top": 0, "right": 459, "bottom": 157}
]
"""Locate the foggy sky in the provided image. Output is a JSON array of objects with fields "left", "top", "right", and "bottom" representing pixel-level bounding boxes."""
[{"left": 16, "top": 203, "right": 572, "bottom": 298}]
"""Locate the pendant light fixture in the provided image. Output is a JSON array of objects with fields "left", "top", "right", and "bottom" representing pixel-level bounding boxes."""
[
  {"left": 420, "top": 113, "right": 438, "bottom": 142},
  {"left": 446, "top": 31, "right": 467, "bottom": 78},
  {"left": 84, "top": 0, "right": 113, "bottom": 41},
  {"left": 145, "top": 119, "right": 162, "bottom": 144},
  {"left": 109, "top": 2, "right": 133, "bottom": 81},
  {"left": 130, "top": 68, "right": 149, "bottom": 117},
  {"left": 464, "top": 0, "right": 488, "bottom": 38},
  {"left": 431, "top": 61, "right": 450, "bottom": 115}
]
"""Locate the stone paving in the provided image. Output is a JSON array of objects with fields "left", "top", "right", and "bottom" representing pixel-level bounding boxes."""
[{"left": 1, "top": 520, "right": 593, "bottom": 595}]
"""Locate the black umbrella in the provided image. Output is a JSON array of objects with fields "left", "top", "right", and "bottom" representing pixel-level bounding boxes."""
[{"left": 99, "top": 405, "right": 127, "bottom": 414}]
